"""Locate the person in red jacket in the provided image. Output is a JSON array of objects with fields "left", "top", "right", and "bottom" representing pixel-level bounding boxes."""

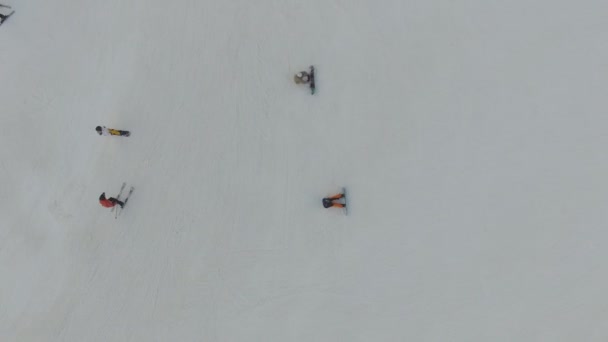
[{"left": 99, "top": 192, "right": 124, "bottom": 208}]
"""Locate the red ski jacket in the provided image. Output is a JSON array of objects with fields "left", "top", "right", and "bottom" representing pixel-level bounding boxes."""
[
  {"left": 99, "top": 193, "right": 115, "bottom": 208},
  {"left": 100, "top": 199, "right": 115, "bottom": 208}
]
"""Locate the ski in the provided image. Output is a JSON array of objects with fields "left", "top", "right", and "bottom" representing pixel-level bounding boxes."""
[
  {"left": 116, "top": 187, "right": 134, "bottom": 218},
  {"left": 122, "top": 187, "right": 134, "bottom": 206},
  {"left": 111, "top": 182, "right": 127, "bottom": 213},
  {"left": 0, "top": 11, "right": 14, "bottom": 26},
  {"left": 309, "top": 66, "right": 316, "bottom": 94}
]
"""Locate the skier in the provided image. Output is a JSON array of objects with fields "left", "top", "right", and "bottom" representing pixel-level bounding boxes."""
[
  {"left": 322, "top": 192, "right": 345, "bottom": 209},
  {"left": 293, "top": 71, "right": 311, "bottom": 85},
  {"left": 99, "top": 192, "right": 124, "bottom": 209},
  {"left": 96, "top": 126, "right": 130, "bottom": 137},
  {"left": 0, "top": 4, "right": 13, "bottom": 25}
]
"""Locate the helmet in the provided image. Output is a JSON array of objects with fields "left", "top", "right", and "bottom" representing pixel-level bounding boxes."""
[
  {"left": 99, "top": 193, "right": 106, "bottom": 200},
  {"left": 95, "top": 126, "right": 102, "bottom": 135}
]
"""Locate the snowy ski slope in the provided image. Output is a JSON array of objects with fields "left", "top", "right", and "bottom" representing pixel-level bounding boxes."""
[{"left": 2, "top": 0, "right": 608, "bottom": 341}]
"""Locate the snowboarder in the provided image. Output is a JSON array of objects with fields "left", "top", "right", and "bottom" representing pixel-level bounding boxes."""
[
  {"left": 0, "top": 4, "right": 14, "bottom": 25},
  {"left": 294, "top": 66, "right": 316, "bottom": 94},
  {"left": 293, "top": 71, "right": 311, "bottom": 85},
  {"left": 322, "top": 192, "right": 346, "bottom": 209},
  {"left": 96, "top": 126, "right": 130, "bottom": 137},
  {"left": 99, "top": 192, "right": 124, "bottom": 209}
]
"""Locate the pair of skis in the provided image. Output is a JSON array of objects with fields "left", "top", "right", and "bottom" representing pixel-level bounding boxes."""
[{"left": 111, "top": 182, "right": 134, "bottom": 219}]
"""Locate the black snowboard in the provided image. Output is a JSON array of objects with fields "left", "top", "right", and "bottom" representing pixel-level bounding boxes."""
[{"left": 309, "top": 66, "right": 316, "bottom": 94}]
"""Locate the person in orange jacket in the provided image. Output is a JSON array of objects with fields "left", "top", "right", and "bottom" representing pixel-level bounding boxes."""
[
  {"left": 99, "top": 192, "right": 124, "bottom": 209},
  {"left": 322, "top": 192, "right": 345, "bottom": 209}
]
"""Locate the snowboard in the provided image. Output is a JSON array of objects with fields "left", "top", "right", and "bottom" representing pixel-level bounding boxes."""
[
  {"left": 0, "top": 11, "right": 14, "bottom": 26},
  {"left": 309, "top": 66, "right": 315, "bottom": 94},
  {"left": 342, "top": 187, "right": 348, "bottom": 215}
]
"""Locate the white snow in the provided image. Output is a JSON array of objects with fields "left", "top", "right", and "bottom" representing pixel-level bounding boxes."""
[{"left": 2, "top": 0, "right": 608, "bottom": 341}]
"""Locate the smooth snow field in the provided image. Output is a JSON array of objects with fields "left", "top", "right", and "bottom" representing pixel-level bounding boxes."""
[{"left": 2, "top": 1, "right": 608, "bottom": 341}]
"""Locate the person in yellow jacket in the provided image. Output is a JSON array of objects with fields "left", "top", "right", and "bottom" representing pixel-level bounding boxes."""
[{"left": 96, "top": 126, "right": 130, "bottom": 137}]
